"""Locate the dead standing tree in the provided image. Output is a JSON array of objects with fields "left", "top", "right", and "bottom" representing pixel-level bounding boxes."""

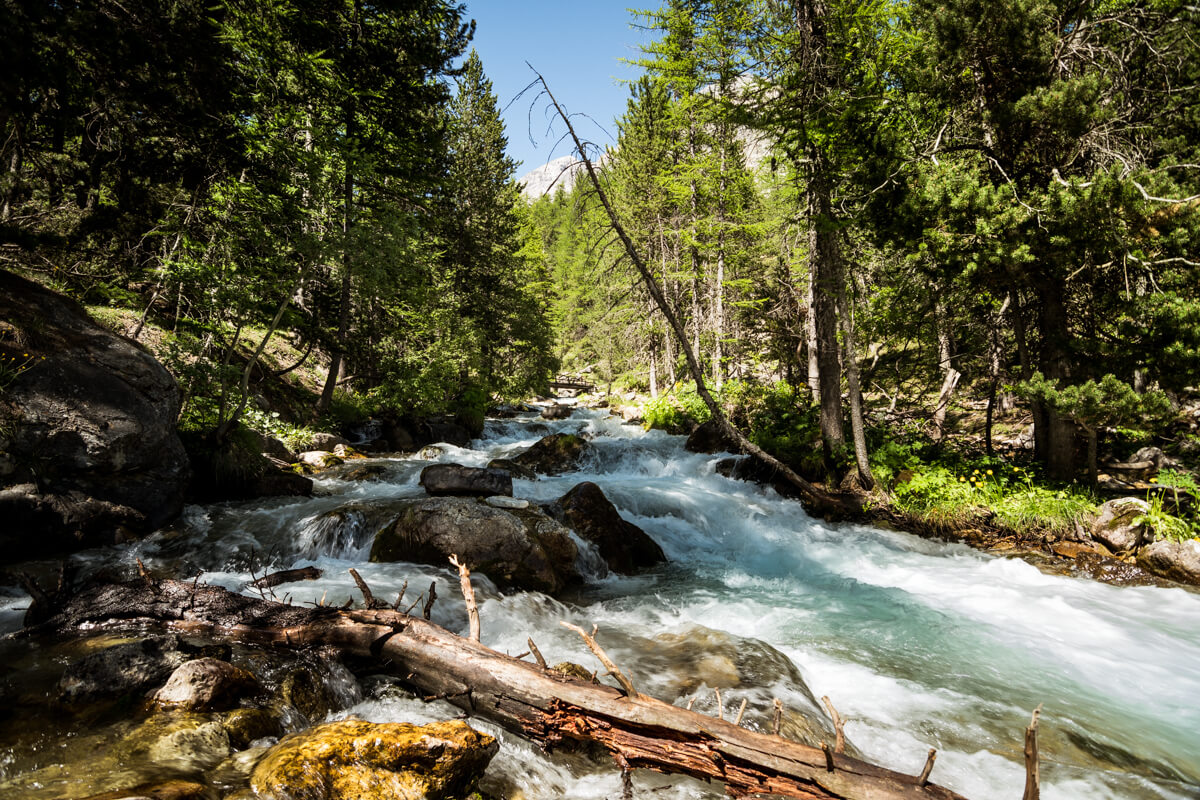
[{"left": 529, "top": 67, "right": 864, "bottom": 518}]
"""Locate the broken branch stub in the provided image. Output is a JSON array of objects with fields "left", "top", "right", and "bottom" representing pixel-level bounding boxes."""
[{"left": 560, "top": 620, "right": 638, "bottom": 699}]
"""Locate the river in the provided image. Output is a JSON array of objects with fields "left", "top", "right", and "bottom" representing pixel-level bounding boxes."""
[{"left": 3, "top": 406, "right": 1199, "bottom": 799}]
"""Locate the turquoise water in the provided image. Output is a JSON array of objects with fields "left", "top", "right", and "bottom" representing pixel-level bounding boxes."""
[{"left": 3, "top": 407, "right": 1198, "bottom": 799}]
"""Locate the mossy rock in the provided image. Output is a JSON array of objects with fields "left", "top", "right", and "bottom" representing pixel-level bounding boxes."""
[
  {"left": 250, "top": 719, "right": 498, "bottom": 800},
  {"left": 510, "top": 433, "right": 589, "bottom": 476},
  {"left": 276, "top": 667, "right": 339, "bottom": 724},
  {"left": 80, "top": 780, "right": 217, "bottom": 800},
  {"left": 220, "top": 707, "right": 285, "bottom": 749}
]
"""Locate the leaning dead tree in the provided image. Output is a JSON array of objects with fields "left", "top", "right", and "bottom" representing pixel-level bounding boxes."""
[
  {"left": 529, "top": 68, "right": 863, "bottom": 518},
  {"left": 25, "top": 577, "right": 970, "bottom": 800}
]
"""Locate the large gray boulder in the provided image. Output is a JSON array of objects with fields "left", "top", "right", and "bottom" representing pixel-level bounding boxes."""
[
  {"left": 548, "top": 482, "right": 666, "bottom": 573},
  {"left": 0, "top": 271, "right": 190, "bottom": 557},
  {"left": 1136, "top": 539, "right": 1200, "bottom": 586},
  {"left": 419, "top": 463, "right": 512, "bottom": 497},
  {"left": 1090, "top": 498, "right": 1152, "bottom": 553},
  {"left": 370, "top": 497, "right": 580, "bottom": 594}
]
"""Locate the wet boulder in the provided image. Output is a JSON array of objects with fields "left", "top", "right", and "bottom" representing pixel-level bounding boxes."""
[
  {"left": 296, "top": 451, "right": 343, "bottom": 473},
  {"left": 511, "top": 433, "right": 589, "bottom": 476},
  {"left": 1090, "top": 498, "right": 1152, "bottom": 553},
  {"left": 79, "top": 780, "right": 217, "bottom": 800},
  {"left": 57, "top": 635, "right": 194, "bottom": 708},
  {"left": 419, "top": 463, "right": 512, "bottom": 498},
  {"left": 548, "top": 482, "right": 666, "bottom": 572},
  {"left": 685, "top": 419, "right": 741, "bottom": 454},
  {"left": 118, "top": 714, "right": 233, "bottom": 775},
  {"left": 540, "top": 403, "right": 573, "bottom": 420},
  {"left": 0, "top": 271, "right": 190, "bottom": 557},
  {"left": 1136, "top": 539, "right": 1200, "bottom": 586},
  {"left": 220, "top": 707, "right": 284, "bottom": 749},
  {"left": 486, "top": 458, "right": 538, "bottom": 481},
  {"left": 153, "top": 658, "right": 261, "bottom": 712},
  {"left": 370, "top": 497, "right": 580, "bottom": 594},
  {"left": 250, "top": 719, "right": 497, "bottom": 800}
]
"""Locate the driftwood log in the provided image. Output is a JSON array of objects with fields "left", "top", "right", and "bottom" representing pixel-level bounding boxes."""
[{"left": 22, "top": 578, "right": 969, "bottom": 800}]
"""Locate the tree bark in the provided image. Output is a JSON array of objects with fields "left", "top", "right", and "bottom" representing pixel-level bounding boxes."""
[
  {"left": 26, "top": 578, "right": 970, "bottom": 800},
  {"left": 808, "top": 153, "right": 846, "bottom": 468},
  {"left": 1038, "top": 280, "right": 1076, "bottom": 480},
  {"left": 930, "top": 303, "right": 960, "bottom": 443},
  {"left": 837, "top": 275, "right": 874, "bottom": 489}
]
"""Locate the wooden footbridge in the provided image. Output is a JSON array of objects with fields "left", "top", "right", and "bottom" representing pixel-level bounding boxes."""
[{"left": 549, "top": 373, "right": 595, "bottom": 395}]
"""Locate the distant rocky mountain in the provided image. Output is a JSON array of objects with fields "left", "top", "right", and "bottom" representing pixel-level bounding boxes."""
[
  {"left": 518, "top": 156, "right": 587, "bottom": 201},
  {"left": 516, "top": 98, "right": 773, "bottom": 203}
]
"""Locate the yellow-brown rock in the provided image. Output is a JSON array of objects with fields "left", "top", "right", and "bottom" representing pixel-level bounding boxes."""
[
  {"left": 79, "top": 780, "right": 216, "bottom": 800},
  {"left": 250, "top": 719, "right": 497, "bottom": 800}
]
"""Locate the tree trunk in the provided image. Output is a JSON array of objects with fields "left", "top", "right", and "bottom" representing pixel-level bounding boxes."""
[
  {"left": 806, "top": 264, "right": 820, "bottom": 399},
  {"left": 26, "top": 578, "right": 970, "bottom": 800},
  {"left": 930, "top": 304, "right": 960, "bottom": 443},
  {"left": 837, "top": 275, "right": 874, "bottom": 489},
  {"left": 808, "top": 153, "right": 845, "bottom": 467},
  {"left": 1038, "top": 281, "right": 1076, "bottom": 480},
  {"left": 984, "top": 296, "right": 1011, "bottom": 457}
]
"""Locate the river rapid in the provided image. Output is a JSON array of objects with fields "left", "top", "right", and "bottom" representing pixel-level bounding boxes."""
[{"left": 3, "top": 406, "right": 1199, "bottom": 799}]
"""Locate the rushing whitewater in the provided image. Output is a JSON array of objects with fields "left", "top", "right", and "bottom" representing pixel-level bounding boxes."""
[{"left": 3, "top": 407, "right": 1199, "bottom": 799}]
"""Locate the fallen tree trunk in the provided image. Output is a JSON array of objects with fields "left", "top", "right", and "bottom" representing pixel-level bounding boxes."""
[{"left": 23, "top": 578, "right": 968, "bottom": 800}]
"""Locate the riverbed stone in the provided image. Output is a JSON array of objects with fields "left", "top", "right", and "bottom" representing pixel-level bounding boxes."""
[
  {"left": 57, "top": 635, "right": 193, "bottom": 708},
  {"left": 370, "top": 496, "right": 580, "bottom": 594},
  {"left": 250, "top": 719, "right": 497, "bottom": 800},
  {"left": 511, "top": 433, "right": 589, "bottom": 475},
  {"left": 297, "top": 451, "right": 343, "bottom": 472},
  {"left": 153, "top": 658, "right": 261, "bottom": 712},
  {"left": 1136, "top": 539, "right": 1200, "bottom": 586},
  {"left": 1090, "top": 498, "right": 1152, "bottom": 552},
  {"left": 540, "top": 403, "right": 573, "bottom": 420},
  {"left": 0, "top": 271, "right": 190, "bottom": 557},
  {"left": 486, "top": 495, "right": 530, "bottom": 509},
  {"left": 419, "top": 463, "right": 512, "bottom": 498},
  {"left": 486, "top": 458, "right": 539, "bottom": 481},
  {"left": 119, "top": 714, "right": 233, "bottom": 775},
  {"left": 549, "top": 481, "right": 666, "bottom": 573},
  {"left": 79, "top": 780, "right": 218, "bottom": 800},
  {"left": 277, "top": 666, "right": 342, "bottom": 724},
  {"left": 220, "top": 707, "right": 284, "bottom": 749}
]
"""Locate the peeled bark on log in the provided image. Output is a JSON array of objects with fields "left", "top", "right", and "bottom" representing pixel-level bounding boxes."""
[{"left": 23, "top": 578, "right": 968, "bottom": 800}]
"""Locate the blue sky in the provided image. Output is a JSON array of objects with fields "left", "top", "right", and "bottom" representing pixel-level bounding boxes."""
[{"left": 461, "top": 1, "right": 657, "bottom": 173}]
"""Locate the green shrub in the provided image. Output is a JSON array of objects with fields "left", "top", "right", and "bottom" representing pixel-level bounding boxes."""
[
  {"left": 892, "top": 460, "right": 1097, "bottom": 536},
  {"left": 643, "top": 383, "right": 711, "bottom": 433}
]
